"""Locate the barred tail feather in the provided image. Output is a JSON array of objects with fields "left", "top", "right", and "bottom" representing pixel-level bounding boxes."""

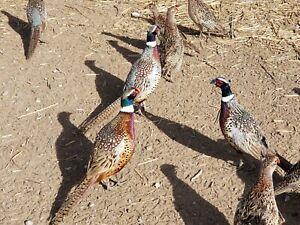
[
  {"left": 274, "top": 183, "right": 289, "bottom": 196},
  {"left": 50, "top": 177, "right": 94, "bottom": 225},
  {"left": 26, "top": 26, "right": 40, "bottom": 59},
  {"left": 78, "top": 97, "right": 121, "bottom": 134}
]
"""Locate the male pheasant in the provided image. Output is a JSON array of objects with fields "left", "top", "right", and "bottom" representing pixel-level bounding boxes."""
[
  {"left": 187, "top": 0, "right": 227, "bottom": 37},
  {"left": 50, "top": 88, "right": 140, "bottom": 225},
  {"left": 234, "top": 155, "right": 283, "bottom": 225},
  {"left": 275, "top": 160, "right": 300, "bottom": 195},
  {"left": 211, "top": 77, "right": 290, "bottom": 172},
  {"left": 79, "top": 25, "right": 161, "bottom": 134},
  {"left": 26, "top": 0, "right": 46, "bottom": 59},
  {"left": 160, "top": 5, "right": 184, "bottom": 82}
]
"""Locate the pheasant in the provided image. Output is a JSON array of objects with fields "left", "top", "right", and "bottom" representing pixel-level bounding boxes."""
[
  {"left": 234, "top": 155, "right": 283, "bottom": 225},
  {"left": 275, "top": 160, "right": 300, "bottom": 195},
  {"left": 211, "top": 77, "right": 290, "bottom": 172},
  {"left": 50, "top": 88, "right": 140, "bottom": 225},
  {"left": 26, "top": 0, "right": 46, "bottom": 59},
  {"left": 160, "top": 5, "right": 184, "bottom": 82},
  {"left": 79, "top": 25, "right": 161, "bottom": 134},
  {"left": 146, "top": 4, "right": 166, "bottom": 35},
  {"left": 187, "top": 0, "right": 227, "bottom": 37}
]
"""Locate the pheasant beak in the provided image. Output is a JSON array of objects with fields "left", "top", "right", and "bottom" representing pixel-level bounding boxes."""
[{"left": 210, "top": 79, "right": 217, "bottom": 85}]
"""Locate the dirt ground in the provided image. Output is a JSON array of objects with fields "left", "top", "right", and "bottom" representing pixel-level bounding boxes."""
[{"left": 0, "top": 0, "right": 299, "bottom": 224}]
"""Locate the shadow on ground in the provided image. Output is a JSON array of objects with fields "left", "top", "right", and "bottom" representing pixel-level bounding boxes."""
[
  {"left": 107, "top": 40, "right": 140, "bottom": 64},
  {"left": 78, "top": 60, "right": 124, "bottom": 131},
  {"left": 145, "top": 111, "right": 299, "bottom": 225},
  {"left": 49, "top": 112, "right": 94, "bottom": 219},
  {"left": 1, "top": 11, "right": 30, "bottom": 58},
  {"left": 161, "top": 164, "right": 230, "bottom": 225}
]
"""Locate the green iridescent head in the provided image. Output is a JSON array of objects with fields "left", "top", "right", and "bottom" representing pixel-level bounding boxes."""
[{"left": 121, "top": 88, "right": 140, "bottom": 107}]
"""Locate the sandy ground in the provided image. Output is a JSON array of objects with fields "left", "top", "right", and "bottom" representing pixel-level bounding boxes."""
[{"left": 0, "top": 0, "right": 299, "bottom": 224}]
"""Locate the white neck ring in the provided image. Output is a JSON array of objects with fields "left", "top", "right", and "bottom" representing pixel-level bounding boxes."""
[
  {"left": 222, "top": 94, "right": 234, "bottom": 102},
  {"left": 146, "top": 41, "right": 157, "bottom": 47},
  {"left": 120, "top": 105, "right": 134, "bottom": 113}
]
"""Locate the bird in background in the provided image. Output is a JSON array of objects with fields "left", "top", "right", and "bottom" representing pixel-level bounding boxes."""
[
  {"left": 50, "top": 88, "right": 140, "bottom": 225},
  {"left": 187, "top": 0, "right": 227, "bottom": 37},
  {"left": 146, "top": 3, "right": 167, "bottom": 35},
  {"left": 26, "top": 0, "right": 46, "bottom": 59},
  {"left": 146, "top": 3, "right": 201, "bottom": 55},
  {"left": 211, "top": 77, "right": 291, "bottom": 172},
  {"left": 78, "top": 25, "right": 161, "bottom": 134},
  {"left": 275, "top": 160, "right": 300, "bottom": 195},
  {"left": 160, "top": 5, "right": 184, "bottom": 82},
  {"left": 234, "top": 154, "right": 284, "bottom": 225}
]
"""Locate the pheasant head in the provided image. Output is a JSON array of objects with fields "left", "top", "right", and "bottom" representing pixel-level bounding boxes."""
[
  {"left": 166, "top": 5, "right": 179, "bottom": 23},
  {"left": 120, "top": 88, "right": 140, "bottom": 112},
  {"left": 146, "top": 25, "right": 160, "bottom": 47},
  {"left": 262, "top": 154, "right": 280, "bottom": 176},
  {"left": 211, "top": 77, "right": 234, "bottom": 102}
]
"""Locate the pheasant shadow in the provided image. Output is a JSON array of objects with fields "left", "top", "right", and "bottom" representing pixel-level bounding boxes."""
[
  {"left": 161, "top": 164, "right": 230, "bottom": 225},
  {"left": 292, "top": 88, "right": 300, "bottom": 95},
  {"left": 1, "top": 11, "right": 30, "bottom": 58},
  {"left": 49, "top": 112, "right": 94, "bottom": 219},
  {"left": 144, "top": 111, "right": 264, "bottom": 205},
  {"left": 79, "top": 60, "right": 124, "bottom": 130},
  {"left": 276, "top": 190, "right": 300, "bottom": 224},
  {"left": 107, "top": 40, "right": 140, "bottom": 65},
  {"left": 143, "top": 110, "right": 240, "bottom": 164},
  {"left": 102, "top": 31, "right": 145, "bottom": 50}
]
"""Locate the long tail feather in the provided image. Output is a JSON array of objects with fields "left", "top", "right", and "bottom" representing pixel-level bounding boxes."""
[
  {"left": 50, "top": 177, "right": 94, "bottom": 225},
  {"left": 78, "top": 97, "right": 121, "bottom": 135},
  {"left": 26, "top": 26, "right": 40, "bottom": 59}
]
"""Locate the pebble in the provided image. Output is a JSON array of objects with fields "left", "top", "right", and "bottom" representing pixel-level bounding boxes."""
[
  {"left": 24, "top": 220, "right": 33, "bottom": 225},
  {"left": 153, "top": 182, "right": 160, "bottom": 188},
  {"left": 131, "top": 12, "right": 141, "bottom": 18}
]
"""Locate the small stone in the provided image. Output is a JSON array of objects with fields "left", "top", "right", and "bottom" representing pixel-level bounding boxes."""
[
  {"left": 35, "top": 98, "right": 41, "bottom": 103},
  {"left": 88, "top": 202, "right": 95, "bottom": 208},
  {"left": 131, "top": 12, "right": 141, "bottom": 18},
  {"left": 24, "top": 220, "right": 33, "bottom": 225},
  {"left": 153, "top": 182, "right": 160, "bottom": 188},
  {"left": 145, "top": 145, "right": 152, "bottom": 151}
]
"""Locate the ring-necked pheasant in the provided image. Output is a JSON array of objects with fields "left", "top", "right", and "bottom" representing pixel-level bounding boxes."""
[
  {"left": 275, "top": 160, "right": 300, "bottom": 195},
  {"left": 79, "top": 25, "right": 161, "bottom": 134},
  {"left": 187, "top": 0, "right": 227, "bottom": 37},
  {"left": 26, "top": 0, "right": 46, "bottom": 59},
  {"left": 160, "top": 5, "right": 184, "bottom": 82},
  {"left": 211, "top": 77, "right": 290, "bottom": 172},
  {"left": 234, "top": 155, "right": 284, "bottom": 225},
  {"left": 50, "top": 88, "right": 140, "bottom": 225}
]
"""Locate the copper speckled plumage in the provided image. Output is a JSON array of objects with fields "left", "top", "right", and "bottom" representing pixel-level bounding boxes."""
[
  {"left": 211, "top": 77, "right": 290, "bottom": 172},
  {"left": 275, "top": 160, "right": 300, "bottom": 195},
  {"left": 160, "top": 5, "right": 184, "bottom": 82},
  {"left": 234, "top": 155, "right": 283, "bottom": 225},
  {"left": 50, "top": 89, "right": 139, "bottom": 225},
  {"left": 187, "top": 0, "right": 227, "bottom": 36},
  {"left": 26, "top": 0, "right": 46, "bottom": 59}
]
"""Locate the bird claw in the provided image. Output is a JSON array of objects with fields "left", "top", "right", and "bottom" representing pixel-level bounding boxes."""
[
  {"left": 163, "top": 75, "right": 173, "bottom": 83},
  {"left": 134, "top": 104, "right": 146, "bottom": 116},
  {"left": 101, "top": 175, "right": 127, "bottom": 191}
]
